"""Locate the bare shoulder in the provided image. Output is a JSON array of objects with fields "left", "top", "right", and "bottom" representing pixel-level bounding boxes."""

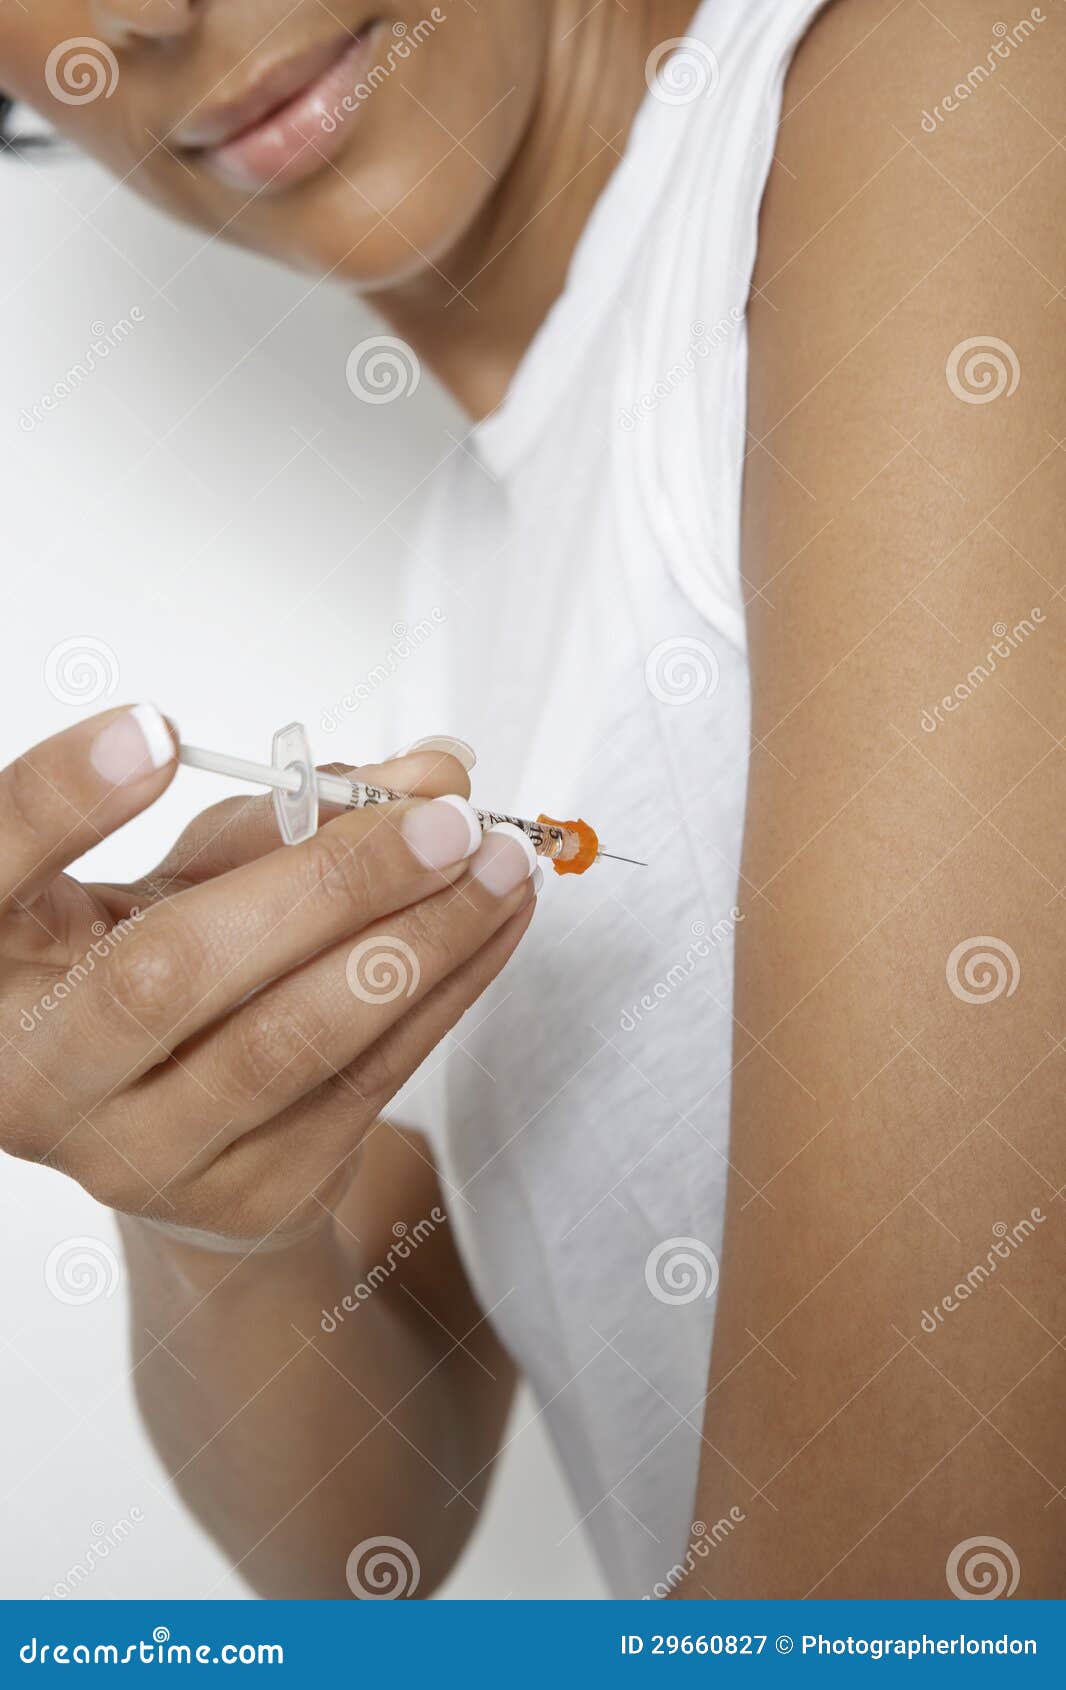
[
  {"left": 680, "top": 0, "right": 1066, "bottom": 1600},
  {"left": 746, "top": 0, "right": 1065, "bottom": 588},
  {"left": 740, "top": 0, "right": 1065, "bottom": 847},
  {"left": 740, "top": 0, "right": 1065, "bottom": 971}
]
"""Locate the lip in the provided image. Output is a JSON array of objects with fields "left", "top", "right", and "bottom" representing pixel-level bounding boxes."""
[{"left": 174, "top": 26, "right": 382, "bottom": 194}]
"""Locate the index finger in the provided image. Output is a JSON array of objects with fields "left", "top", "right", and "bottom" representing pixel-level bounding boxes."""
[
  {"left": 144, "top": 746, "right": 474, "bottom": 890},
  {"left": 325, "top": 744, "right": 473, "bottom": 803},
  {"left": 60, "top": 787, "right": 487, "bottom": 1083}
]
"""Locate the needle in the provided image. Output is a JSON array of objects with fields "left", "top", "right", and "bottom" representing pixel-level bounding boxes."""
[{"left": 596, "top": 850, "right": 648, "bottom": 866}]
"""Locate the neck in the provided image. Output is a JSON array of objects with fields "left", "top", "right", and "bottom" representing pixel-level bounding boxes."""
[{"left": 367, "top": 0, "right": 696, "bottom": 419}]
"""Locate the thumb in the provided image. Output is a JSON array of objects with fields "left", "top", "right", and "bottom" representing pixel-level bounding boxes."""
[{"left": 0, "top": 703, "right": 177, "bottom": 915}]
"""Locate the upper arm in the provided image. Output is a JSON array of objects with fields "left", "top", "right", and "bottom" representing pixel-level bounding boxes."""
[{"left": 684, "top": 0, "right": 1065, "bottom": 1598}]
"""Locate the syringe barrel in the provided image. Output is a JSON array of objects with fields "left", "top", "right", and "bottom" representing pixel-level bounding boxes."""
[
  {"left": 329, "top": 777, "right": 570, "bottom": 860},
  {"left": 182, "top": 734, "right": 597, "bottom": 868},
  {"left": 468, "top": 807, "right": 569, "bottom": 860}
]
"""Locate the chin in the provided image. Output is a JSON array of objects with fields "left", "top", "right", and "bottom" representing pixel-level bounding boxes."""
[{"left": 188, "top": 146, "right": 498, "bottom": 295}]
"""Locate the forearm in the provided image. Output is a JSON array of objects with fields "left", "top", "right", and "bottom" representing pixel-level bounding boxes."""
[{"left": 121, "top": 1215, "right": 507, "bottom": 1599}]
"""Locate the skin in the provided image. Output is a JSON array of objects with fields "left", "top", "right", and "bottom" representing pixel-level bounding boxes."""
[
  {"left": 2, "top": 710, "right": 534, "bottom": 1597},
  {"left": 0, "top": 0, "right": 691, "bottom": 411},
  {"left": 672, "top": 0, "right": 1066, "bottom": 1600},
  {"left": 0, "top": 0, "right": 696, "bottom": 1598},
  {"left": 1, "top": 0, "right": 1062, "bottom": 1600}
]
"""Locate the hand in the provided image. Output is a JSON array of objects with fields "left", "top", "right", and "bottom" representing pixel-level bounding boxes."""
[{"left": 0, "top": 706, "right": 536, "bottom": 1244}]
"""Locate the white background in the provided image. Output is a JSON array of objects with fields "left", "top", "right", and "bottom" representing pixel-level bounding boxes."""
[{"left": 0, "top": 149, "right": 607, "bottom": 1600}]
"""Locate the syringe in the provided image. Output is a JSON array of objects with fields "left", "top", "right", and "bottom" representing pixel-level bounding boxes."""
[{"left": 178, "top": 722, "right": 644, "bottom": 876}]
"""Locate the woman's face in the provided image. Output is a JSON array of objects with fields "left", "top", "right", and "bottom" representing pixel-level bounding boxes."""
[{"left": 0, "top": 1, "right": 548, "bottom": 286}]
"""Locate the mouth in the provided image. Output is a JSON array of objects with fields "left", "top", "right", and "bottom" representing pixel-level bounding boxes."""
[{"left": 173, "top": 24, "right": 384, "bottom": 194}]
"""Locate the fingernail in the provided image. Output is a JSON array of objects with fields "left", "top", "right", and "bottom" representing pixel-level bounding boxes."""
[
  {"left": 531, "top": 866, "right": 544, "bottom": 896},
  {"left": 90, "top": 704, "right": 174, "bottom": 786},
  {"left": 469, "top": 822, "right": 538, "bottom": 895},
  {"left": 392, "top": 735, "right": 476, "bottom": 772},
  {"left": 401, "top": 794, "right": 482, "bottom": 869}
]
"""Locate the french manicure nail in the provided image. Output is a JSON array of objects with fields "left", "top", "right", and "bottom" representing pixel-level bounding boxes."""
[
  {"left": 469, "top": 822, "right": 538, "bottom": 895},
  {"left": 90, "top": 704, "right": 174, "bottom": 786},
  {"left": 401, "top": 794, "right": 482, "bottom": 870},
  {"left": 393, "top": 735, "right": 477, "bottom": 772}
]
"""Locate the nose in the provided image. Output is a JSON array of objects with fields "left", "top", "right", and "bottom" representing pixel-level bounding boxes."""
[{"left": 90, "top": 0, "right": 200, "bottom": 47}]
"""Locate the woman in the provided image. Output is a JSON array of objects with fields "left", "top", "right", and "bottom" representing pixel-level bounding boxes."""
[{"left": 0, "top": 0, "right": 1062, "bottom": 1601}]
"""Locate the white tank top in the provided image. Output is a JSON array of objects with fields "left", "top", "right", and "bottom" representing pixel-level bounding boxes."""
[{"left": 388, "top": 0, "right": 826, "bottom": 1597}]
